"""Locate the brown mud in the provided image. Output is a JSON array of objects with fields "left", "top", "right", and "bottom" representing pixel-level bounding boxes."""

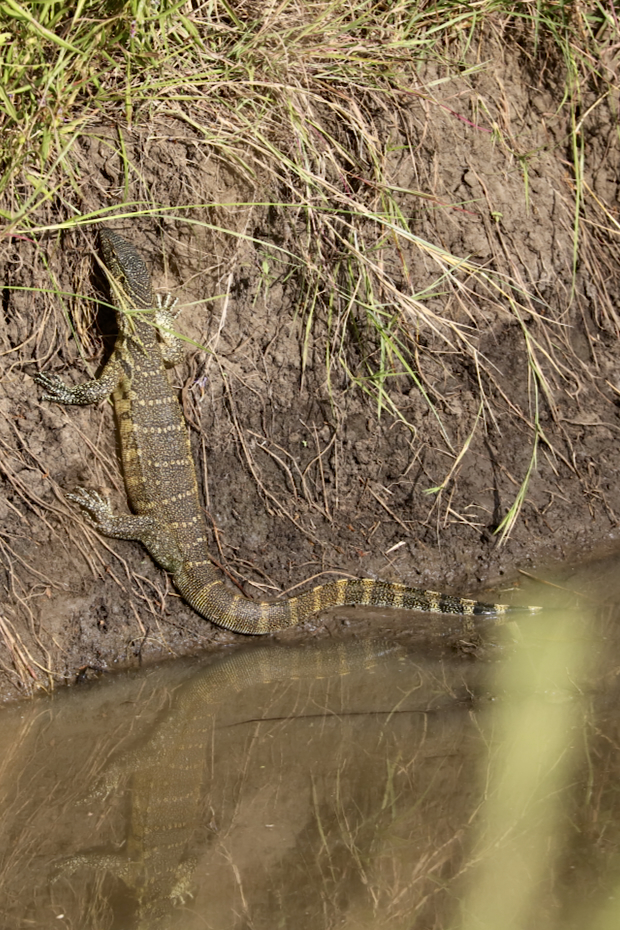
[{"left": 1, "top": 29, "right": 620, "bottom": 701}]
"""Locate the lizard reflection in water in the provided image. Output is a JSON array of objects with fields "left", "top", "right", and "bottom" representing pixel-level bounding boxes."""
[
  {"left": 53, "top": 639, "right": 402, "bottom": 928},
  {"left": 35, "top": 229, "right": 542, "bottom": 634}
]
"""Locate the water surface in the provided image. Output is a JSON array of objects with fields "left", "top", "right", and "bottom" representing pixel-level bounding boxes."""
[{"left": 1, "top": 574, "right": 620, "bottom": 929}]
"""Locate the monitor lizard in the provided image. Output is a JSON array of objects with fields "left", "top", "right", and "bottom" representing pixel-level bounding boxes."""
[{"left": 34, "top": 228, "right": 541, "bottom": 634}]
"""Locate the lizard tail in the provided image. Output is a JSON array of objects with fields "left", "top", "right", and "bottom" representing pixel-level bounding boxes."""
[{"left": 173, "top": 565, "right": 540, "bottom": 635}]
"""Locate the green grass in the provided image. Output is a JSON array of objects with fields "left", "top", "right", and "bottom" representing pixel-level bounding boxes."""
[{"left": 1, "top": 0, "right": 618, "bottom": 545}]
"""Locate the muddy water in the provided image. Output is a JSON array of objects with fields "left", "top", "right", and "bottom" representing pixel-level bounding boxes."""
[{"left": 1, "top": 582, "right": 620, "bottom": 930}]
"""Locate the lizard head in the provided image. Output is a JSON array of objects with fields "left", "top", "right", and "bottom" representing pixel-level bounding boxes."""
[{"left": 99, "top": 228, "right": 155, "bottom": 313}]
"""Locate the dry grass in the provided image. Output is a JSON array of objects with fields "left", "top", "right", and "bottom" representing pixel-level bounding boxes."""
[{"left": 0, "top": 1, "right": 618, "bottom": 695}]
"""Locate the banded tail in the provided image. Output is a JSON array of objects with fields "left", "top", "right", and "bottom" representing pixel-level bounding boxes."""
[{"left": 174, "top": 564, "right": 541, "bottom": 635}]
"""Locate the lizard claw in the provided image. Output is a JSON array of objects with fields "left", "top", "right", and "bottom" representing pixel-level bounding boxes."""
[
  {"left": 34, "top": 372, "right": 70, "bottom": 404},
  {"left": 157, "top": 292, "right": 180, "bottom": 317},
  {"left": 66, "top": 488, "right": 113, "bottom": 525}
]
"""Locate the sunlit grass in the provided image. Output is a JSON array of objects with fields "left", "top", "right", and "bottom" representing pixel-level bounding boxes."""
[{"left": 2, "top": 1, "right": 617, "bottom": 538}]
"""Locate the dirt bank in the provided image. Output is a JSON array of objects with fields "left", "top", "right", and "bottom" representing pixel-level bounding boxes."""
[{"left": 1, "top": 23, "right": 619, "bottom": 701}]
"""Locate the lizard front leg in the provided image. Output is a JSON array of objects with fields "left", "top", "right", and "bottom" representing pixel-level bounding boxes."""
[
  {"left": 154, "top": 293, "right": 184, "bottom": 366},
  {"left": 34, "top": 356, "right": 122, "bottom": 406}
]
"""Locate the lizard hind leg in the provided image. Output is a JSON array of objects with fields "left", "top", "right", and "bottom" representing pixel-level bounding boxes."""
[
  {"left": 67, "top": 487, "right": 184, "bottom": 572},
  {"left": 66, "top": 488, "right": 155, "bottom": 542},
  {"left": 50, "top": 849, "right": 133, "bottom": 887}
]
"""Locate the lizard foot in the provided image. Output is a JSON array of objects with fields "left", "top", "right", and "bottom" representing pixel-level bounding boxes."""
[
  {"left": 157, "top": 292, "right": 180, "bottom": 316},
  {"left": 66, "top": 487, "right": 114, "bottom": 526},
  {"left": 34, "top": 372, "right": 73, "bottom": 404}
]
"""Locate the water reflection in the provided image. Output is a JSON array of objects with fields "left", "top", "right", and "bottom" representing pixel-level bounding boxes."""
[
  {"left": 0, "top": 637, "right": 491, "bottom": 929},
  {"left": 1, "top": 590, "right": 620, "bottom": 929}
]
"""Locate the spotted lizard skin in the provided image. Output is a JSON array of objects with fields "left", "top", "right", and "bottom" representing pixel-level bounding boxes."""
[{"left": 34, "top": 229, "right": 541, "bottom": 634}]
